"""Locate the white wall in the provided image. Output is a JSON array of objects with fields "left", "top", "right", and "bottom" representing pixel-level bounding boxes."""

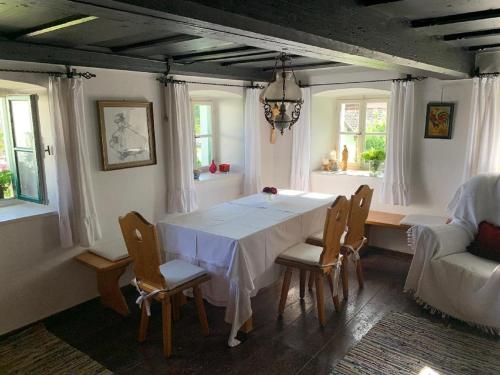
[{"left": 0, "top": 63, "right": 246, "bottom": 335}]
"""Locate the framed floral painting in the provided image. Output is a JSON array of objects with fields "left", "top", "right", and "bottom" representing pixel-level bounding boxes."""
[
  {"left": 97, "top": 101, "right": 156, "bottom": 170},
  {"left": 424, "top": 102, "right": 455, "bottom": 139}
]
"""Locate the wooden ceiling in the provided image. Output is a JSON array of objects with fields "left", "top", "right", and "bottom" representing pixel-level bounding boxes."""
[{"left": 0, "top": 0, "right": 496, "bottom": 79}]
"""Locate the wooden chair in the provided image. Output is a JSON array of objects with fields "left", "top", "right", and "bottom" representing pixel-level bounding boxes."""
[
  {"left": 275, "top": 196, "right": 350, "bottom": 326},
  {"left": 119, "top": 211, "right": 210, "bottom": 358},
  {"left": 306, "top": 185, "right": 374, "bottom": 299}
]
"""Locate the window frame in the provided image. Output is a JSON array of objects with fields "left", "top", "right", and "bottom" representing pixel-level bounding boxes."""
[
  {"left": 1, "top": 94, "right": 46, "bottom": 204},
  {"left": 191, "top": 100, "right": 217, "bottom": 171},
  {"left": 336, "top": 96, "right": 389, "bottom": 170}
]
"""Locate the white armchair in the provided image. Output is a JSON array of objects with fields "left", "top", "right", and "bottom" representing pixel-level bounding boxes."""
[{"left": 405, "top": 175, "right": 500, "bottom": 335}]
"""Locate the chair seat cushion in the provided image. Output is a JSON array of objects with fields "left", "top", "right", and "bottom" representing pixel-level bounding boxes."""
[
  {"left": 278, "top": 243, "right": 323, "bottom": 266},
  {"left": 308, "top": 230, "right": 346, "bottom": 245},
  {"left": 159, "top": 259, "right": 207, "bottom": 290}
]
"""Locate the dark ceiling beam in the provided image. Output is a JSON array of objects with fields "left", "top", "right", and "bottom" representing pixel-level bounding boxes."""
[
  {"left": 220, "top": 54, "right": 301, "bottom": 66},
  {"left": 0, "top": 40, "right": 269, "bottom": 81},
  {"left": 468, "top": 43, "right": 500, "bottom": 52},
  {"left": 262, "top": 61, "right": 348, "bottom": 71},
  {"left": 173, "top": 46, "right": 260, "bottom": 61},
  {"left": 112, "top": 34, "right": 201, "bottom": 53},
  {"left": 73, "top": 0, "right": 471, "bottom": 78},
  {"left": 358, "top": 0, "right": 403, "bottom": 6},
  {"left": 412, "top": 9, "right": 500, "bottom": 28},
  {"left": 443, "top": 28, "right": 500, "bottom": 41},
  {"left": 7, "top": 15, "right": 98, "bottom": 39}
]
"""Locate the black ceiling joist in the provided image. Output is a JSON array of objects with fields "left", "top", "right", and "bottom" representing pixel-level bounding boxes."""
[
  {"left": 7, "top": 15, "right": 97, "bottom": 39},
  {"left": 468, "top": 43, "right": 500, "bottom": 52},
  {"left": 112, "top": 34, "right": 201, "bottom": 52},
  {"left": 443, "top": 28, "right": 500, "bottom": 41},
  {"left": 359, "top": 0, "right": 403, "bottom": 6},
  {"left": 173, "top": 46, "right": 260, "bottom": 61},
  {"left": 221, "top": 54, "right": 300, "bottom": 66},
  {"left": 261, "top": 61, "right": 346, "bottom": 71},
  {"left": 412, "top": 9, "right": 500, "bottom": 28}
]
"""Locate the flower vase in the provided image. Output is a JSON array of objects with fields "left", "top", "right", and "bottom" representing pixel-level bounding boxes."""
[
  {"left": 209, "top": 160, "right": 217, "bottom": 174},
  {"left": 368, "top": 160, "right": 381, "bottom": 176}
]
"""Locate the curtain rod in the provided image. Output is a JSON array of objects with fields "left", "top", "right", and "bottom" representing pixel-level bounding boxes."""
[
  {"left": 0, "top": 67, "right": 96, "bottom": 79},
  {"left": 301, "top": 76, "right": 427, "bottom": 87},
  {"left": 157, "top": 75, "right": 263, "bottom": 89}
]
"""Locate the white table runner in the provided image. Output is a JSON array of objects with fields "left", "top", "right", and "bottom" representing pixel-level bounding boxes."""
[{"left": 157, "top": 190, "right": 336, "bottom": 346}]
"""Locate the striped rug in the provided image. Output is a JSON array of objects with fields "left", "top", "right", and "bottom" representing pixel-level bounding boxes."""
[
  {"left": 333, "top": 312, "right": 500, "bottom": 375},
  {"left": 0, "top": 324, "right": 111, "bottom": 374}
]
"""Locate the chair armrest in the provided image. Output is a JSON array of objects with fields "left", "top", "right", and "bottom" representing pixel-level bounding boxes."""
[{"left": 420, "top": 224, "right": 471, "bottom": 259}]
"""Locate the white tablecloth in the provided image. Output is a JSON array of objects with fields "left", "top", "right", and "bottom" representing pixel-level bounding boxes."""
[{"left": 157, "top": 190, "right": 336, "bottom": 346}]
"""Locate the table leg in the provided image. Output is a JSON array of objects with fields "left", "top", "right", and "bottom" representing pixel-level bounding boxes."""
[
  {"left": 239, "top": 316, "right": 253, "bottom": 334},
  {"left": 96, "top": 266, "right": 129, "bottom": 316}
]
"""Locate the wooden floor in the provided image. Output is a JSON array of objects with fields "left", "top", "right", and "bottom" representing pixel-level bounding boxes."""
[{"left": 41, "top": 248, "right": 467, "bottom": 374}]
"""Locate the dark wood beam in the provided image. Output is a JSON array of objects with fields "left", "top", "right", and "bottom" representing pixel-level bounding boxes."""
[
  {"left": 358, "top": 0, "right": 403, "bottom": 6},
  {"left": 468, "top": 43, "right": 500, "bottom": 52},
  {"left": 173, "top": 46, "right": 261, "bottom": 62},
  {"left": 7, "top": 15, "right": 98, "bottom": 39},
  {"left": 412, "top": 9, "right": 500, "bottom": 28},
  {"left": 262, "top": 61, "right": 348, "bottom": 71},
  {"left": 220, "top": 54, "right": 302, "bottom": 66},
  {"left": 112, "top": 34, "right": 201, "bottom": 53},
  {"left": 443, "top": 28, "right": 500, "bottom": 41},
  {"left": 0, "top": 40, "right": 269, "bottom": 81}
]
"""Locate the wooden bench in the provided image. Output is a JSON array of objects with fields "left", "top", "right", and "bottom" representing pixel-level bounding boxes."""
[
  {"left": 366, "top": 210, "right": 411, "bottom": 230},
  {"left": 75, "top": 251, "right": 132, "bottom": 316}
]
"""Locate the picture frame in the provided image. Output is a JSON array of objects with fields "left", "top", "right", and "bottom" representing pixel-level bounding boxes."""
[
  {"left": 97, "top": 101, "right": 156, "bottom": 171},
  {"left": 424, "top": 102, "right": 455, "bottom": 139}
]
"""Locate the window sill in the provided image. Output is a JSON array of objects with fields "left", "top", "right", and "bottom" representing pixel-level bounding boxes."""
[
  {"left": 313, "top": 170, "right": 384, "bottom": 178},
  {"left": 0, "top": 200, "right": 57, "bottom": 225},
  {"left": 194, "top": 171, "right": 242, "bottom": 183}
]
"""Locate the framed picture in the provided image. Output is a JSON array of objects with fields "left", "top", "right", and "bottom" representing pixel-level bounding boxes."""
[
  {"left": 424, "top": 102, "right": 455, "bottom": 139},
  {"left": 97, "top": 101, "right": 156, "bottom": 170}
]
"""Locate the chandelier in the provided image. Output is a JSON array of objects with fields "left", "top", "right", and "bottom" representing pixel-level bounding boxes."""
[{"left": 261, "top": 53, "right": 303, "bottom": 134}]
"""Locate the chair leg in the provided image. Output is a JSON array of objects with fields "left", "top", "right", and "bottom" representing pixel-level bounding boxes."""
[
  {"left": 356, "top": 258, "right": 364, "bottom": 289},
  {"left": 172, "top": 293, "right": 181, "bottom": 321},
  {"left": 299, "top": 270, "right": 306, "bottom": 299},
  {"left": 193, "top": 285, "right": 209, "bottom": 336},
  {"left": 315, "top": 272, "right": 326, "bottom": 326},
  {"left": 326, "top": 272, "right": 341, "bottom": 312},
  {"left": 308, "top": 271, "right": 314, "bottom": 290},
  {"left": 278, "top": 267, "right": 293, "bottom": 315},
  {"left": 341, "top": 254, "right": 349, "bottom": 300},
  {"left": 162, "top": 297, "right": 172, "bottom": 358},
  {"left": 138, "top": 303, "right": 150, "bottom": 342}
]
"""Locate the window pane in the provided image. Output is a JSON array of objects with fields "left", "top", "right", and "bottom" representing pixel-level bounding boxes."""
[
  {"left": 194, "top": 104, "right": 212, "bottom": 136},
  {"left": 365, "top": 135, "right": 386, "bottom": 153},
  {"left": 339, "top": 134, "right": 358, "bottom": 163},
  {"left": 365, "top": 102, "right": 387, "bottom": 133},
  {"left": 16, "top": 150, "right": 39, "bottom": 199},
  {"left": 340, "top": 103, "right": 360, "bottom": 133},
  {"left": 10, "top": 100, "right": 34, "bottom": 149},
  {"left": 195, "top": 137, "right": 212, "bottom": 167}
]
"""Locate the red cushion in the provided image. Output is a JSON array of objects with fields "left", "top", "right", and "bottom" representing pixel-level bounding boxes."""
[{"left": 467, "top": 221, "right": 500, "bottom": 262}]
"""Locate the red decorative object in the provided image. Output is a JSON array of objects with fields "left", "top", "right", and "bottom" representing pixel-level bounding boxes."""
[
  {"left": 219, "top": 163, "right": 230, "bottom": 173},
  {"left": 262, "top": 186, "right": 278, "bottom": 195},
  {"left": 467, "top": 221, "right": 500, "bottom": 262},
  {"left": 209, "top": 159, "right": 217, "bottom": 174}
]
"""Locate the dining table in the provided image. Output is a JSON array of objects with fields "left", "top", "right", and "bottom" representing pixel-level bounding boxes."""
[{"left": 156, "top": 190, "right": 337, "bottom": 347}]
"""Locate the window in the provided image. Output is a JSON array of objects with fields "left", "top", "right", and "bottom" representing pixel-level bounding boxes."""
[
  {"left": 192, "top": 102, "right": 215, "bottom": 169},
  {"left": 0, "top": 95, "right": 45, "bottom": 203},
  {"left": 338, "top": 98, "right": 388, "bottom": 168}
]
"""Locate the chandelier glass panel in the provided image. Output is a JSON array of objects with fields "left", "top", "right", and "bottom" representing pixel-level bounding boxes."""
[{"left": 260, "top": 53, "right": 303, "bottom": 134}]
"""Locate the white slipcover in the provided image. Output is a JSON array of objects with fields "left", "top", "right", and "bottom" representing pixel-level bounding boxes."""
[{"left": 405, "top": 175, "right": 500, "bottom": 334}]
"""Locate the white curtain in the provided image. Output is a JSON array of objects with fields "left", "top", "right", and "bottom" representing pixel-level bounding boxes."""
[
  {"left": 463, "top": 76, "right": 500, "bottom": 180},
  {"left": 243, "top": 88, "right": 263, "bottom": 195},
  {"left": 290, "top": 87, "right": 311, "bottom": 191},
  {"left": 163, "top": 82, "right": 197, "bottom": 213},
  {"left": 49, "top": 77, "right": 102, "bottom": 248},
  {"left": 382, "top": 80, "right": 415, "bottom": 206}
]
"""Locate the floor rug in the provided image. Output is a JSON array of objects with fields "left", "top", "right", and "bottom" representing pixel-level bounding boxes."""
[
  {"left": 333, "top": 312, "right": 500, "bottom": 375},
  {"left": 0, "top": 324, "right": 111, "bottom": 374}
]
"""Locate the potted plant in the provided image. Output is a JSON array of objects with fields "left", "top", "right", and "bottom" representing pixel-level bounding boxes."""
[
  {"left": 193, "top": 159, "right": 202, "bottom": 180},
  {"left": 361, "top": 148, "right": 386, "bottom": 176},
  {"left": 0, "top": 170, "right": 12, "bottom": 199}
]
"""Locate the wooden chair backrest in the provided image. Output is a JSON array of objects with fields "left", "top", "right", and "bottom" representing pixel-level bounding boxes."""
[
  {"left": 320, "top": 195, "right": 350, "bottom": 266},
  {"left": 344, "top": 185, "right": 374, "bottom": 249},
  {"left": 119, "top": 211, "right": 166, "bottom": 290}
]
